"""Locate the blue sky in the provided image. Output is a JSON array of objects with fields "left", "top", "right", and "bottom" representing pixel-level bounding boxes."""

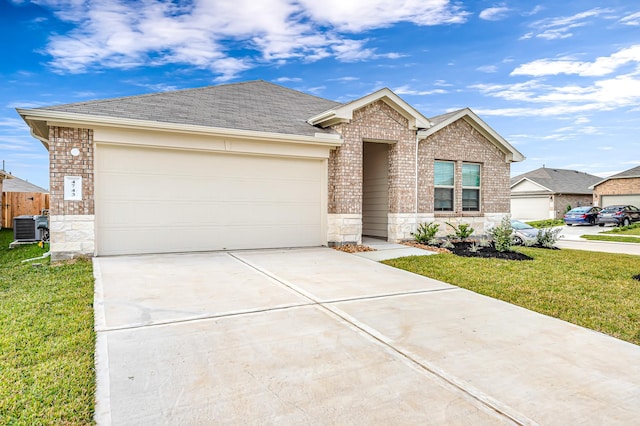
[{"left": 1, "top": 0, "right": 639, "bottom": 189}]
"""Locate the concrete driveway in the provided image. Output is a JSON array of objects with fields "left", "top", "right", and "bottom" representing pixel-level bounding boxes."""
[{"left": 93, "top": 248, "right": 640, "bottom": 425}]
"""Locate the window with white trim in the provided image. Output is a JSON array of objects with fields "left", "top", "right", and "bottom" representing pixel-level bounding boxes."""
[
  {"left": 434, "top": 161, "right": 454, "bottom": 211},
  {"left": 462, "top": 163, "right": 481, "bottom": 211}
]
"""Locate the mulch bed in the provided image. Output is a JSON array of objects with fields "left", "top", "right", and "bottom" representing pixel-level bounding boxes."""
[
  {"left": 633, "top": 274, "right": 640, "bottom": 281},
  {"left": 448, "top": 241, "right": 533, "bottom": 261},
  {"left": 405, "top": 240, "right": 534, "bottom": 261},
  {"left": 332, "top": 244, "right": 376, "bottom": 253}
]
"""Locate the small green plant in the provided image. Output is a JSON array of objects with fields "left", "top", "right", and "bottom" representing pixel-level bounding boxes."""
[
  {"left": 478, "top": 236, "right": 492, "bottom": 248},
  {"left": 441, "top": 239, "right": 455, "bottom": 249},
  {"left": 445, "top": 222, "right": 475, "bottom": 240},
  {"left": 413, "top": 222, "right": 440, "bottom": 244},
  {"left": 489, "top": 216, "right": 513, "bottom": 252},
  {"left": 536, "top": 227, "right": 561, "bottom": 248},
  {"left": 468, "top": 242, "right": 480, "bottom": 253},
  {"left": 565, "top": 204, "right": 572, "bottom": 213}
]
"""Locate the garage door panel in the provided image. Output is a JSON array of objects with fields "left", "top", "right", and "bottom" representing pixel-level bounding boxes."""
[
  {"left": 510, "top": 197, "right": 549, "bottom": 221},
  {"left": 601, "top": 195, "right": 640, "bottom": 208},
  {"left": 96, "top": 144, "right": 324, "bottom": 255}
]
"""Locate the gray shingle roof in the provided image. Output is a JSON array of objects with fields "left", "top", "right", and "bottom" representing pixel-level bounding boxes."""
[
  {"left": 429, "top": 109, "right": 466, "bottom": 126},
  {"left": 2, "top": 175, "right": 48, "bottom": 193},
  {"left": 35, "top": 80, "right": 342, "bottom": 137},
  {"left": 511, "top": 167, "right": 601, "bottom": 194},
  {"left": 608, "top": 165, "right": 640, "bottom": 179}
]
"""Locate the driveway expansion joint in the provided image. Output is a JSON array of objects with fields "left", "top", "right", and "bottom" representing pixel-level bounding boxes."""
[{"left": 229, "top": 251, "right": 534, "bottom": 425}]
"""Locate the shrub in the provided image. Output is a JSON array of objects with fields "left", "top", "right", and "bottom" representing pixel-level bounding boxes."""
[
  {"left": 489, "top": 216, "right": 513, "bottom": 252},
  {"left": 413, "top": 222, "right": 440, "bottom": 244},
  {"left": 445, "top": 222, "right": 474, "bottom": 240},
  {"left": 536, "top": 227, "right": 561, "bottom": 248}
]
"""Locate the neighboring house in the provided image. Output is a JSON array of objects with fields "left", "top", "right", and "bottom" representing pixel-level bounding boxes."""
[
  {"left": 17, "top": 80, "right": 524, "bottom": 260},
  {"left": 510, "top": 167, "right": 601, "bottom": 221},
  {"left": 0, "top": 170, "right": 11, "bottom": 229},
  {"left": 1, "top": 175, "right": 50, "bottom": 229},
  {"left": 590, "top": 165, "right": 640, "bottom": 208}
]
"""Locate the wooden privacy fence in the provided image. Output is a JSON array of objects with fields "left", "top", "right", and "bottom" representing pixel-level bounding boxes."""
[{"left": 1, "top": 192, "right": 50, "bottom": 228}]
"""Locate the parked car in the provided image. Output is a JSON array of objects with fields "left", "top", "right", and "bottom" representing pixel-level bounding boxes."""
[
  {"left": 563, "top": 206, "right": 602, "bottom": 226},
  {"left": 596, "top": 205, "right": 640, "bottom": 227},
  {"left": 510, "top": 219, "right": 540, "bottom": 245}
]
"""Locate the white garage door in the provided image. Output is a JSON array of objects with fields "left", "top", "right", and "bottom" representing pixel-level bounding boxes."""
[
  {"left": 601, "top": 194, "right": 640, "bottom": 208},
  {"left": 510, "top": 197, "right": 549, "bottom": 221},
  {"left": 96, "top": 144, "right": 324, "bottom": 255}
]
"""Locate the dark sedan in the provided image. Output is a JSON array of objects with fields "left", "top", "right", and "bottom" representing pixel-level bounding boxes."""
[
  {"left": 596, "top": 205, "right": 640, "bottom": 227},
  {"left": 564, "top": 206, "right": 601, "bottom": 226}
]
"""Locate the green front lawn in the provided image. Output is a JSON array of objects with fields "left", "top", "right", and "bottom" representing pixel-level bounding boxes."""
[
  {"left": 581, "top": 234, "right": 640, "bottom": 243},
  {"left": 601, "top": 223, "right": 640, "bottom": 235},
  {"left": 384, "top": 247, "right": 640, "bottom": 346},
  {"left": 0, "top": 229, "right": 95, "bottom": 425}
]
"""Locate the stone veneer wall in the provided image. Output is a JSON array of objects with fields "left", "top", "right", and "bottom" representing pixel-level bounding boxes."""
[
  {"left": 48, "top": 126, "right": 95, "bottom": 260},
  {"left": 593, "top": 178, "right": 640, "bottom": 206},
  {"left": 418, "top": 119, "right": 511, "bottom": 236},
  {"left": 327, "top": 100, "right": 417, "bottom": 243}
]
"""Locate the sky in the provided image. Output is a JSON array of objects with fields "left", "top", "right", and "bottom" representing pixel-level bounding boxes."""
[{"left": 1, "top": 0, "right": 639, "bottom": 190}]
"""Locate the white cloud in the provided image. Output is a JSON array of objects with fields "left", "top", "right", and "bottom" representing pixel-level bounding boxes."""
[
  {"left": 620, "top": 12, "right": 640, "bottom": 26},
  {"left": 476, "top": 65, "right": 498, "bottom": 73},
  {"left": 393, "top": 85, "right": 447, "bottom": 95},
  {"left": 512, "top": 45, "right": 640, "bottom": 77},
  {"left": 574, "top": 116, "right": 590, "bottom": 124},
  {"left": 274, "top": 77, "right": 302, "bottom": 83},
  {"left": 526, "top": 7, "right": 612, "bottom": 40},
  {"left": 34, "top": 0, "right": 469, "bottom": 80},
  {"left": 479, "top": 7, "right": 510, "bottom": 21},
  {"left": 473, "top": 69, "right": 640, "bottom": 117},
  {"left": 297, "top": 0, "right": 469, "bottom": 32}
]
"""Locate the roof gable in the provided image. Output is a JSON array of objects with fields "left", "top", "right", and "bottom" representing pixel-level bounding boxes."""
[
  {"left": 511, "top": 167, "right": 601, "bottom": 194},
  {"left": 419, "top": 108, "right": 525, "bottom": 162},
  {"left": 307, "top": 88, "right": 432, "bottom": 130},
  {"left": 591, "top": 165, "right": 640, "bottom": 188},
  {"left": 511, "top": 178, "right": 551, "bottom": 193}
]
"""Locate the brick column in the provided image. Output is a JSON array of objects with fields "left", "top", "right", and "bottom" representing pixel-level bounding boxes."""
[{"left": 48, "top": 127, "right": 95, "bottom": 260}]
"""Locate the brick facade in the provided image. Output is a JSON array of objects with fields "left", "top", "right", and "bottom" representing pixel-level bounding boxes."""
[
  {"left": 553, "top": 194, "right": 593, "bottom": 218},
  {"left": 327, "top": 105, "right": 513, "bottom": 243},
  {"left": 49, "top": 127, "right": 94, "bottom": 215},
  {"left": 328, "top": 100, "right": 416, "bottom": 214},
  {"left": 48, "top": 126, "right": 95, "bottom": 260},
  {"left": 418, "top": 119, "right": 510, "bottom": 215},
  {"left": 593, "top": 178, "right": 640, "bottom": 206}
]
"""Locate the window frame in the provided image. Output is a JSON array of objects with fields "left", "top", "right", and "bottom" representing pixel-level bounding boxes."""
[
  {"left": 461, "top": 162, "right": 481, "bottom": 212},
  {"left": 434, "top": 161, "right": 455, "bottom": 212}
]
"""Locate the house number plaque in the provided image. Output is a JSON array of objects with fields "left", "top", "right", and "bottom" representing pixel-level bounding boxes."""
[{"left": 64, "top": 176, "right": 83, "bottom": 201}]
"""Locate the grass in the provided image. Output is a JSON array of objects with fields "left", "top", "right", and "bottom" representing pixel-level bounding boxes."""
[
  {"left": 0, "top": 228, "right": 95, "bottom": 425},
  {"left": 525, "top": 219, "right": 564, "bottom": 228},
  {"left": 600, "top": 223, "right": 640, "bottom": 235},
  {"left": 384, "top": 247, "right": 640, "bottom": 346},
  {"left": 581, "top": 234, "right": 640, "bottom": 243}
]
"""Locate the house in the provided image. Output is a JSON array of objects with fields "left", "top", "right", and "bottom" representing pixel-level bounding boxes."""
[
  {"left": 1, "top": 175, "right": 50, "bottom": 229},
  {"left": 510, "top": 167, "right": 601, "bottom": 221},
  {"left": 0, "top": 170, "right": 11, "bottom": 229},
  {"left": 17, "top": 80, "right": 524, "bottom": 260},
  {"left": 590, "top": 165, "right": 640, "bottom": 208}
]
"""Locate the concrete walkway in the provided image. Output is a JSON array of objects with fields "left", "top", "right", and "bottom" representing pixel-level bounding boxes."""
[
  {"left": 353, "top": 237, "right": 436, "bottom": 261},
  {"left": 94, "top": 248, "right": 640, "bottom": 425}
]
